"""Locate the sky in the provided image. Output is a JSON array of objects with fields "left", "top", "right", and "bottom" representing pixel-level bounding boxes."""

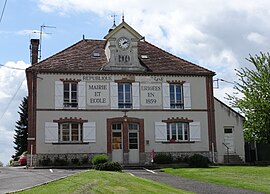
[{"left": 1, "top": 0, "right": 270, "bottom": 165}]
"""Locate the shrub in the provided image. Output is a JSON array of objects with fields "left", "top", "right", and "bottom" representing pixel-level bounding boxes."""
[
  {"left": 22, "top": 151, "right": 28, "bottom": 155},
  {"left": 175, "top": 155, "right": 190, "bottom": 163},
  {"left": 82, "top": 156, "right": 89, "bottom": 165},
  {"left": 94, "top": 162, "right": 122, "bottom": 171},
  {"left": 154, "top": 153, "right": 173, "bottom": 164},
  {"left": 39, "top": 156, "right": 52, "bottom": 166},
  {"left": 91, "top": 154, "right": 108, "bottom": 165},
  {"left": 71, "top": 158, "right": 80, "bottom": 165},
  {"left": 188, "top": 154, "right": 209, "bottom": 168},
  {"left": 54, "top": 157, "right": 68, "bottom": 166}
]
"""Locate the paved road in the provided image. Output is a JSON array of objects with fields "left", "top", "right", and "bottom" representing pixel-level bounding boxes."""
[
  {"left": 124, "top": 169, "right": 263, "bottom": 194},
  {"left": 0, "top": 167, "right": 83, "bottom": 194}
]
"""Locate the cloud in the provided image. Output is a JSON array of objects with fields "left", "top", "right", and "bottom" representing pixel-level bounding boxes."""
[
  {"left": 16, "top": 29, "right": 51, "bottom": 39},
  {"left": 0, "top": 61, "right": 30, "bottom": 165},
  {"left": 247, "top": 32, "right": 267, "bottom": 44},
  {"left": 35, "top": 0, "right": 270, "bottom": 104}
]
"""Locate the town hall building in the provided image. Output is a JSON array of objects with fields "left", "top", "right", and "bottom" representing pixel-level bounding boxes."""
[{"left": 26, "top": 20, "right": 245, "bottom": 166}]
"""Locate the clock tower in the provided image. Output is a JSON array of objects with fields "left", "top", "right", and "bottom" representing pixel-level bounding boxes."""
[{"left": 102, "top": 21, "right": 146, "bottom": 72}]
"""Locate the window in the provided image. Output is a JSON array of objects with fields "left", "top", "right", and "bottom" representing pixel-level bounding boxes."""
[
  {"left": 167, "top": 123, "right": 189, "bottom": 141},
  {"left": 118, "top": 83, "right": 132, "bottom": 108},
  {"left": 59, "top": 123, "right": 82, "bottom": 142},
  {"left": 63, "top": 82, "right": 78, "bottom": 108},
  {"left": 128, "top": 123, "right": 139, "bottom": 149},
  {"left": 224, "top": 128, "right": 233, "bottom": 133},
  {"left": 112, "top": 123, "right": 122, "bottom": 149},
  {"left": 170, "top": 84, "right": 183, "bottom": 108}
]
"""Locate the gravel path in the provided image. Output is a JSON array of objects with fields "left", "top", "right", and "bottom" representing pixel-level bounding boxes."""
[{"left": 124, "top": 169, "right": 263, "bottom": 194}]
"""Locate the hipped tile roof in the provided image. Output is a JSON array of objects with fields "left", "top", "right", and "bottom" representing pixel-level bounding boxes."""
[{"left": 26, "top": 39, "right": 215, "bottom": 76}]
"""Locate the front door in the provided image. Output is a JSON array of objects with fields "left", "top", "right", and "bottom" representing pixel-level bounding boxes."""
[
  {"left": 112, "top": 123, "right": 123, "bottom": 163},
  {"left": 108, "top": 117, "right": 144, "bottom": 164},
  {"left": 128, "top": 123, "right": 139, "bottom": 163},
  {"left": 224, "top": 127, "right": 234, "bottom": 153}
]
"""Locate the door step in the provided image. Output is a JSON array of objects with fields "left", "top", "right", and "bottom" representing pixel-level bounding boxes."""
[{"left": 224, "top": 154, "right": 244, "bottom": 164}]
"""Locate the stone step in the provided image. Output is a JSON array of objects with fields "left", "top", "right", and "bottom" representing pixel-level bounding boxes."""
[{"left": 224, "top": 154, "right": 244, "bottom": 164}]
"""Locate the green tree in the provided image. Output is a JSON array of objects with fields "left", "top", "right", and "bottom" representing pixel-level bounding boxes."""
[
  {"left": 227, "top": 53, "right": 270, "bottom": 143},
  {"left": 13, "top": 96, "right": 28, "bottom": 158}
]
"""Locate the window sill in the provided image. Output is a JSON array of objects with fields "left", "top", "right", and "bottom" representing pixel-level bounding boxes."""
[
  {"left": 161, "top": 141, "right": 195, "bottom": 144},
  {"left": 52, "top": 142, "right": 89, "bottom": 145},
  {"left": 63, "top": 107, "right": 78, "bottom": 109}
]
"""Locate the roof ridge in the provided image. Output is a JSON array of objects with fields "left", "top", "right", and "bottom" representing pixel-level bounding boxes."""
[{"left": 142, "top": 40, "right": 215, "bottom": 75}]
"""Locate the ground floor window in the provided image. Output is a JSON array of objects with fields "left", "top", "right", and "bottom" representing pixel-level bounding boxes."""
[
  {"left": 112, "top": 123, "right": 122, "bottom": 149},
  {"left": 59, "top": 123, "right": 82, "bottom": 142},
  {"left": 167, "top": 123, "right": 189, "bottom": 141}
]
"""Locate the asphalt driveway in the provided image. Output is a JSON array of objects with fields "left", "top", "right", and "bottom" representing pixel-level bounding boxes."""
[
  {"left": 0, "top": 167, "right": 264, "bottom": 194},
  {"left": 124, "top": 168, "right": 263, "bottom": 194},
  {"left": 0, "top": 167, "right": 82, "bottom": 194}
]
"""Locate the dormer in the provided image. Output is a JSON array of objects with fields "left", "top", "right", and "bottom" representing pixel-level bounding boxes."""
[{"left": 102, "top": 21, "right": 146, "bottom": 72}]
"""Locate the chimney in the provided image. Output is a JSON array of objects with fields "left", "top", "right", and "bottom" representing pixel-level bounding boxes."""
[{"left": 30, "top": 39, "right": 39, "bottom": 65}]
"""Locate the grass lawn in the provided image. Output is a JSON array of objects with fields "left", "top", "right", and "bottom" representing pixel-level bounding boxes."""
[
  {"left": 162, "top": 166, "right": 270, "bottom": 193},
  {"left": 17, "top": 170, "right": 192, "bottom": 194}
]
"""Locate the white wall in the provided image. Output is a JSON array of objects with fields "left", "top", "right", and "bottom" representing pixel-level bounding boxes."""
[
  {"left": 214, "top": 98, "right": 245, "bottom": 163},
  {"left": 35, "top": 73, "right": 210, "bottom": 155}
]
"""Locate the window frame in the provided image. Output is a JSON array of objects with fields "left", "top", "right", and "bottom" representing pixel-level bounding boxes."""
[
  {"left": 63, "top": 82, "right": 78, "bottom": 108},
  {"left": 169, "top": 84, "right": 184, "bottom": 109},
  {"left": 59, "top": 122, "right": 82, "bottom": 143},
  {"left": 112, "top": 123, "right": 123, "bottom": 150},
  {"left": 128, "top": 123, "right": 139, "bottom": 149},
  {"left": 118, "top": 83, "right": 132, "bottom": 108},
  {"left": 167, "top": 122, "right": 189, "bottom": 142}
]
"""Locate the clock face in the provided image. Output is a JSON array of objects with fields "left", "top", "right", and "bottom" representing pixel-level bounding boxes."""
[{"left": 117, "top": 37, "right": 130, "bottom": 50}]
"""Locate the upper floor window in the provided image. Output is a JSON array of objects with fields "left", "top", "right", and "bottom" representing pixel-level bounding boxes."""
[
  {"left": 118, "top": 83, "right": 132, "bottom": 108},
  {"left": 64, "top": 82, "right": 78, "bottom": 108},
  {"left": 162, "top": 82, "right": 190, "bottom": 110},
  {"left": 170, "top": 84, "right": 183, "bottom": 109},
  {"left": 167, "top": 122, "right": 189, "bottom": 141}
]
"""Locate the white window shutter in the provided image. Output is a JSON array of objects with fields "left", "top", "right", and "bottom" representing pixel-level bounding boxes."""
[
  {"left": 132, "top": 82, "right": 140, "bottom": 109},
  {"left": 45, "top": 122, "right": 58, "bottom": 143},
  {"left": 78, "top": 81, "right": 86, "bottom": 109},
  {"left": 190, "top": 122, "right": 201, "bottom": 141},
  {"left": 155, "top": 122, "right": 167, "bottom": 142},
  {"left": 55, "top": 81, "right": 63, "bottom": 109},
  {"left": 162, "top": 82, "right": 170, "bottom": 109},
  {"left": 183, "top": 82, "right": 191, "bottom": 109},
  {"left": 110, "top": 82, "right": 118, "bottom": 109},
  {"left": 83, "top": 122, "right": 96, "bottom": 143}
]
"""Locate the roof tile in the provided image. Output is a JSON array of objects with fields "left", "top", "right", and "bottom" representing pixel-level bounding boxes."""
[{"left": 27, "top": 39, "right": 215, "bottom": 76}]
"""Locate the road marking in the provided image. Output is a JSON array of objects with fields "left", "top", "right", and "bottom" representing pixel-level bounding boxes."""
[
  {"left": 128, "top": 172, "right": 135, "bottom": 176},
  {"left": 143, "top": 168, "right": 157, "bottom": 174}
]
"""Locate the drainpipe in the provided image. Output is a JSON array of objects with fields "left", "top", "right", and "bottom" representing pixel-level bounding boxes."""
[{"left": 212, "top": 142, "right": 215, "bottom": 163}]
